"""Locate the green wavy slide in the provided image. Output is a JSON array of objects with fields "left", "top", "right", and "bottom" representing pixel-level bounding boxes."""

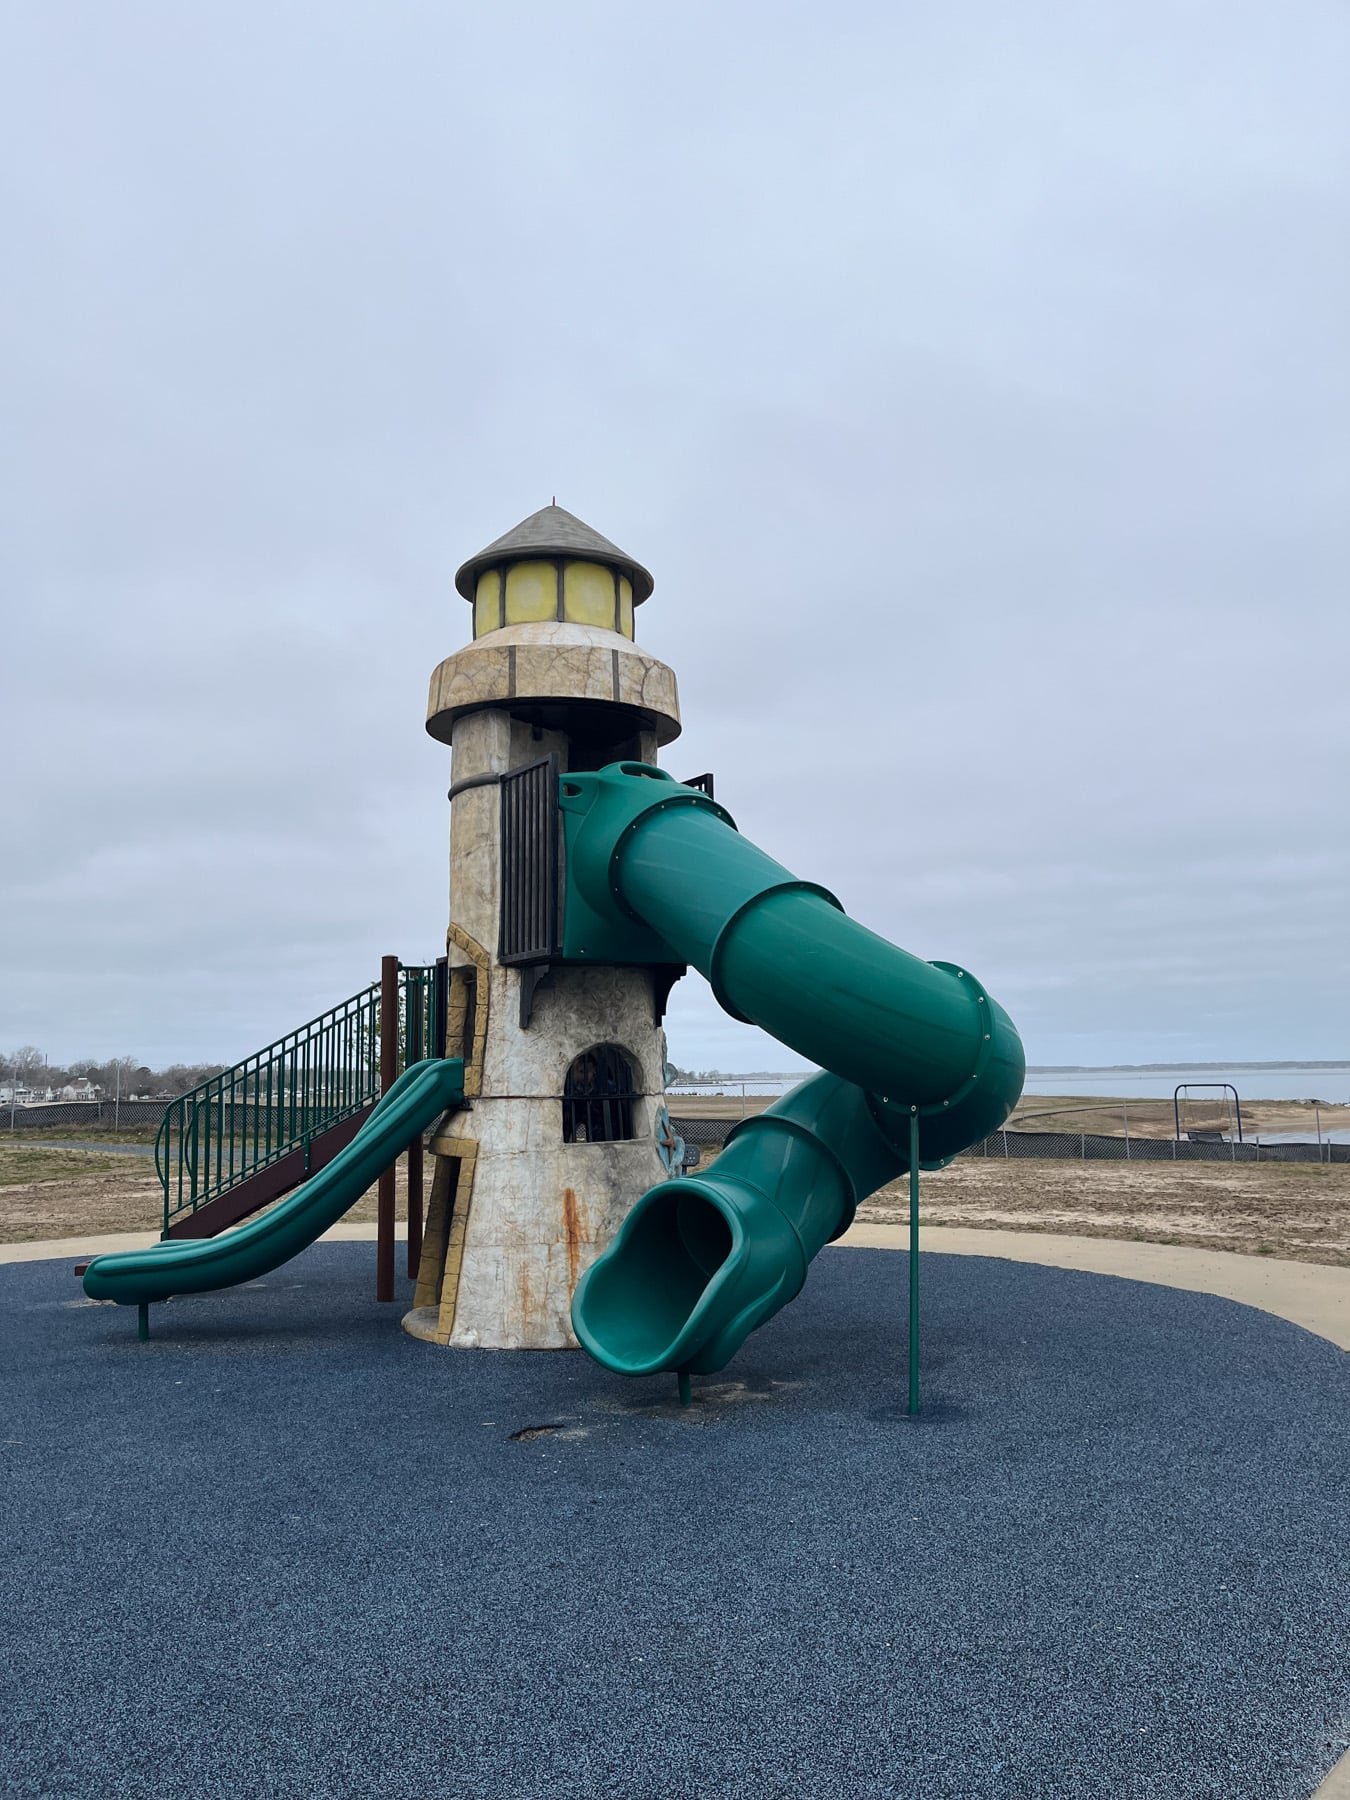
[
  {"left": 564, "top": 764, "right": 1026, "bottom": 1378},
  {"left": 82, "top": 1058, "right": 464, "bottom": 1307}
]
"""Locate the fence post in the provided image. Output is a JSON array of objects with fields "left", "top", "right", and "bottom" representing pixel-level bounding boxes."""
[
  {"left": 377, "top": 955, "right": 399, "bottom": 1302},
  {"left": 1123, "top": 1102, "right": 1130, "bottom": 1161},
  {"left": 1081, "top": 1133, "right": 1086, "bottom": 1161}
]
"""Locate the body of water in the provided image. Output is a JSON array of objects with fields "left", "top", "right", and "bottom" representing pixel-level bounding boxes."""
[
  {"left": 1021, "top": 1065, "right": 1350, "bottom": 1104},
  {"left": 672, "top": 1065, "right": 1350, "bottom": 1104}
]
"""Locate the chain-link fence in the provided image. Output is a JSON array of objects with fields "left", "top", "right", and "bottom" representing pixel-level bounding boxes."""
[
  {"left": 963, "top": 1128, "right": 1347, "bottom": 1165},
  {"left": 8, "top": 1098, "right": 1345, "bottom": 1166},
  {"left": 2, "top": 1099, "right": 168, "bottom": 1133},
  {"left": 671, "top": 1116, "right": 1349, "bottom": 1167}
]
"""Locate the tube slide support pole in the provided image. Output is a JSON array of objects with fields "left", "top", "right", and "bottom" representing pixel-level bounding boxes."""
[
  {"left": 908, "top": 1110, "right": 920, "bottom": 1417},
  {"left": 137, "top": 1302, "right": 149, "bottom": 1343}
]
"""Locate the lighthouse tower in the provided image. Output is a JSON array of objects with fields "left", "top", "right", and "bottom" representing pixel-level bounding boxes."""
[{"left": 405, "top": 506, "right": 684, "bottom": 1349}]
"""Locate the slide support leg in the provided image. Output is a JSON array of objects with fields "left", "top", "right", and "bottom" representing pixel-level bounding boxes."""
[
  {"left": 137, "top": 1303, "right": 149, "bottom": 1343},
  {"left": 908, "top": 1110, "right": 920, "bottom": 1417},
  {"left": 677, "top": 1368, "right": 692, "bottom": 1407}
]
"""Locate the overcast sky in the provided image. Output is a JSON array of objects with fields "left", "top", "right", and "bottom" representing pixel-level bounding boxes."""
[{"left": 2, "top": 1, "right": 1346, "bottom": 1073}]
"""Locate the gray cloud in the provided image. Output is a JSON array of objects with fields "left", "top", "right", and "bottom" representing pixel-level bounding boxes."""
[{"left": 2, "top": 1, "right": 1346, "bottom": 1068}]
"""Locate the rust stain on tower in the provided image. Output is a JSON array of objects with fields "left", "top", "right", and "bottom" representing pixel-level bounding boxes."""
[{"left": 562, "top": 1187, "right": 584, "bottom": 1293}]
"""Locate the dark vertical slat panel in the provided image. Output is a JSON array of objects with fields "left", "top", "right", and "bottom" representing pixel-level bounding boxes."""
[{"left": 499, "top": 754, "right": 560, "bottom": 963}]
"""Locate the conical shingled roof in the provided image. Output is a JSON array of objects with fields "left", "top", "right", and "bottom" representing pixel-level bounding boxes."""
[{"left": 454, "top": 504, "right": 654, "bottom": 603}]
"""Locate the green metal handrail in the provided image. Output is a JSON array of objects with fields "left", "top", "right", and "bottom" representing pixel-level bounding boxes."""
[{"left": 156, "top": 965, "right": 443, "bottom": 1235}]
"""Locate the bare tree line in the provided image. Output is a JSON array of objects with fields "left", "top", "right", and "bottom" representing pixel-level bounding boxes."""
[{"left": 0, "top": 1046, "right": 225, "bottom": 1100}]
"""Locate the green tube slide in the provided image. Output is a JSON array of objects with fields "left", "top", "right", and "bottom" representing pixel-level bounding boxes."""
[
  {"left": 563, "top": 765, "right": 1025, "bottom": 1376},
  {"left": 82, "top": 1058, "right": 464, "bottom": 1307}
]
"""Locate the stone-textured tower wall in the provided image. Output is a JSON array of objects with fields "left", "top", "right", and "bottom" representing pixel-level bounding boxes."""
[{"left": 406, "top": 511, "right": 683, "bottom": 1351}]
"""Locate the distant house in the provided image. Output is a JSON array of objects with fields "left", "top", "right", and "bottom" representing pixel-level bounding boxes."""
[
  {"left": 56, "top": 1080, "right": 100, "bottom": 1102},
  {"left": 1, "top": 1079, "right": 101, "bottom": 1106}
]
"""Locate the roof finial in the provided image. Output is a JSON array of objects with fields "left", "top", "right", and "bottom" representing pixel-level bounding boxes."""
[{"left": 552, "top": 495, "right": 556, "bottom": 505}]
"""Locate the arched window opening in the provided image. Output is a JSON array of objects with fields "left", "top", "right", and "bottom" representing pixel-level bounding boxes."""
[{"left": 563, "top": 1046, "right": 639, "bottom": 1143}]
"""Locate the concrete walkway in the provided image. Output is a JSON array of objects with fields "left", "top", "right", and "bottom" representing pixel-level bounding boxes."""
[{"left": 0, "top": 1220, "right": 410, "bottom": 1264}]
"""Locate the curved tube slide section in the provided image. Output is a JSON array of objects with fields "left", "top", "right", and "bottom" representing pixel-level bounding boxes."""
[
  {"left": 564, "top": 765, "right": 1024, "bottom": 1375},
  {"left": 82, "top": 1059, "right": 465, "bottom": 1307}
]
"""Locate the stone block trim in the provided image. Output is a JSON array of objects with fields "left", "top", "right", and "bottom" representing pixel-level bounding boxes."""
[
  {"left": 431, "top": 1135, "right": 480, "bottom": 1343},
  {"left": 411, "top": 1155, "right": 457, "bottom": 1314},
  {"left": 446, "top": 923, "right": 490, "bottom": 1099},
  {"left": 426, "top": 621, "right": 681, "bottom": 748}
]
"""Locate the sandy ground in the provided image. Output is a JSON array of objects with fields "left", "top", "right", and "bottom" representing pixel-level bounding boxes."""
[
  {"left": 860, "top": 1157, "right": 1350, "bottom": 1266},
  {"left": 1006, "top": 1093, "right": 1350, "bottom": 1139},
  {"left": 2, "top": 1137, "right": 1346, "bottom": 1266},
  {"left": 670, "top": 1093, "right": 1350, "bottom": 1266}
]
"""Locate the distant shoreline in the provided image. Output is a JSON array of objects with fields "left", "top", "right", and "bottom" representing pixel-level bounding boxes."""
[
  {"left": 1026, "top": 1061, "right": 1350, "bottom": 1075},
  {"left": 673, "top": 1060, "right": 1350, "bottom": 1082}
]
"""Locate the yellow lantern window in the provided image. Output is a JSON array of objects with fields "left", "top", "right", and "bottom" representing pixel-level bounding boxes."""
[
  {"left": 563, "top": 561, "right": 618, "bottom": 629},
  {"left": 504, "top": 561, "right": 557, "bottom": 625},
  {"left": 473, "top": 572, "right": 501, "bottom": 638}
]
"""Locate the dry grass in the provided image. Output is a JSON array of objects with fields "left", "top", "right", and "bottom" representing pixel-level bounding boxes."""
[
  {"left": 0, "top": 1146, "right": 131, "bottom": 1188},
  {"left": 0, "top": 1141, "right": 415, "bottom": 1245},
  {"left": 0, "top": 1145, "right": 162, "bottom": 1240}
]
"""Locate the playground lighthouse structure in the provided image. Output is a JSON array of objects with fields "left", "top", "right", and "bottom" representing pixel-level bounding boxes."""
[
  {"left": 81, "top": 501, "right": 1026, "bottom": 1386},
  {"left": 407, "top": 506, "right": 686, "bottom": 1350}
]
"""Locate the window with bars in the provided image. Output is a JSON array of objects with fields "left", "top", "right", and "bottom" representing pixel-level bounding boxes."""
[{"left": 562, "top": 1045, "right": 639, "bottom": 1144}]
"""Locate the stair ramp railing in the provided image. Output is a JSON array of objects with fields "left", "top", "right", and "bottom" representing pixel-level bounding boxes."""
[{"left": 156, "top": 963, "right": 446, "bottom": 1236}]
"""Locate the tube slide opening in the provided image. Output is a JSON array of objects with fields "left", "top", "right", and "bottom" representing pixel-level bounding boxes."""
[{"left": 575, "top": 1183, "right": 736, "bottom": 1370}]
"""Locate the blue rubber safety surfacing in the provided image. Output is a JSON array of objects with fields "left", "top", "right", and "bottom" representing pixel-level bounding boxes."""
[{"left": 2, "top": 1244, "right": 1347, "bottom": 1800}]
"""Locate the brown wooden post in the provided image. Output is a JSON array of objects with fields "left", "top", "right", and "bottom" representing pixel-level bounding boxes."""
[
  {"left": 377, "top": 954, "right": 399, "bottom": 1301},
  {"left": 406, "top": 980, "right": 424, "bottom": 1280}
]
